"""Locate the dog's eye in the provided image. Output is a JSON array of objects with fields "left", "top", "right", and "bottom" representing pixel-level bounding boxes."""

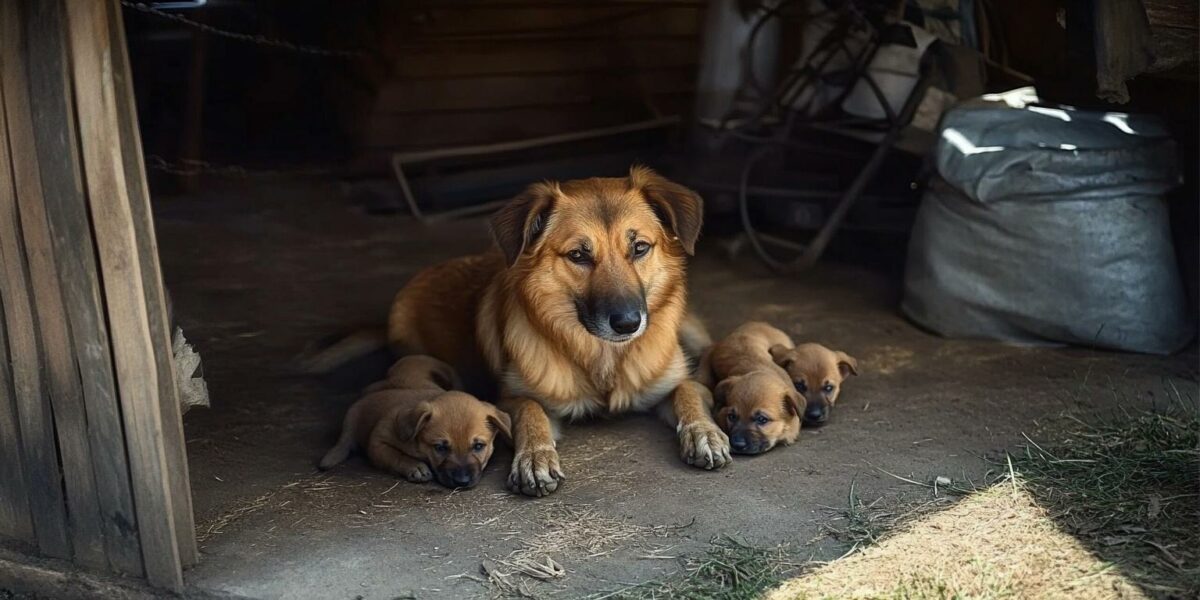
[
  {"left": 471, "top": 441, "right": 486, "bottom": 452},
  {"left": 632, "top": 241, "right": 651, "bottom": 258},
  {"left": 822, "top": 383, "right": 835, "bottom": 394},
  {"left": 754, "top": 414, "right": 770, "bottom": 426},
  {"left": 795, "top": 381, "right": 808, "bottom": 393},
  {"left": 566, "top": 249, "right": 590, "bottom": 264},
  {"left": 726, "top": 412, "right": 737, "bottom": 423},
  {"left": 434, "top": 441, "right": 450, "bottom": 454}
]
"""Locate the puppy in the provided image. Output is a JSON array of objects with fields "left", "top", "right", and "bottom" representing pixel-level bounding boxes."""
[
  {"left": 704, "top": 322, "right": 804, "bottom": 454},
  {"left": 769, "top": 343, "right": 859, "bottom": 426},
  {"left": 319, "top": 357, "right": 511, "bottom": 489}
]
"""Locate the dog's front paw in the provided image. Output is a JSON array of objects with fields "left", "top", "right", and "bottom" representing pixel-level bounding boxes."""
[
  {"left": 678, "top": 421, "right": 732, "bottom": 470},
  {"left": 404, "top": 462, "right": 432, "bottom": 483},
  {"left": 508, "top": 445, "right": 565, "bottom": 497}
]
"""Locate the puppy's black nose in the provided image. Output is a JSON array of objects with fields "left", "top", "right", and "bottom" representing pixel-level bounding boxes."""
[
  {"left": 730, "top": 433, "right": 749, "bottom": 452},
  {"left": 609, "top": 311, "right": 642, "bottom": 335},
  {"left": 804, "top": 402, "right": 829, "bottom": 425},
  {"left": 450, "top": 469, "right": 473, "bottom": 487}
]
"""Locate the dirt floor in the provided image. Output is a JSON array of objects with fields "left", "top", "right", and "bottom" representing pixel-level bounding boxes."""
[{"left": 157, "top": 178, "right": 1197, "bottom": 599}]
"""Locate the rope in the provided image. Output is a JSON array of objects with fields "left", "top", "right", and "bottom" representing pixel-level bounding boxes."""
[{"left": 120, "top": 1, "right": 370, "bottom": 59}]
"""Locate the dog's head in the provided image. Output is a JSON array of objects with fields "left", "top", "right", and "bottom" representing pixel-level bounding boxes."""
[
  {"left": 396, "top": 392, "right": 512, "bottom": 489},
  {"left": 713, "top": 370, "right": 803, "bottom": 455},
  {"left": 386, "top": 355, "right": 461, "bottom": 391},
  {"left": 490, "top": 166, "right": 702, "bottom": 344},
  {"left": 769, "top": 343, "right": 858, "bottom": 426}
]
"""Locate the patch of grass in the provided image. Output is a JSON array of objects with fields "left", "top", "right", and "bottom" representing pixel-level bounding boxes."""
[
  {"left": 1010, "top": 402, "right": 1200, "bottom": 597},
  {"left": 589, "top": 537, "right": 797, "bottom": 600}
]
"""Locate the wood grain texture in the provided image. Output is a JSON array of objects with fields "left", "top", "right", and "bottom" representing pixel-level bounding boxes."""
[
  {"left": 65, "top": 0, "right": 183, "bottom": 590},
  {"left": 2, "top": 0, "right": 107, "bottom": 571},
  {"left": 15, "top": 0, "right": 144, "bottom": 577},
  {"left": 0, "top": 6, "right": 70, "bottom": 557},
  {"left": 0, "top": 64, "right": 36, "bottom": 546},
  {"left": 104, "top": 0, "right": 198, "bottom": 568}
]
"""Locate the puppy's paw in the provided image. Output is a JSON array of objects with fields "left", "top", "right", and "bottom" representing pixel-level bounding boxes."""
[
  {"left": 404, "top": 462, "right": 432, "bottom": 483},
  {"left": 677, "top": 421, "right": 732, "bottom": 470},
  {"left": 508, "top": 445, "right": 565, "bottom": 497}
]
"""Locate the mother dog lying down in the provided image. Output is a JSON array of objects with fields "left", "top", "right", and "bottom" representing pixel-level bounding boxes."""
[{"left": 387, "top": 166, "right": 730, "bottom": 496}]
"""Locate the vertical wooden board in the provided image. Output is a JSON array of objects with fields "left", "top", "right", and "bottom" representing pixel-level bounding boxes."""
[
  {"left": 65, "top": 0, "right": 183, "bottom": 590},
  {"left": 0, "top": 0, "right": 107, "bottom": 569},
  {"left": 105, "top": 0, "right": 197, "bottom": 568},
  {"left": 16, "top": 0, "right": 143, "bottom": 577},
  {"left": 0, "top": 18, "right": 70, "bottom": 558},
  {"left": 0, "top": 72, "right": 35, "bottom": 546}
]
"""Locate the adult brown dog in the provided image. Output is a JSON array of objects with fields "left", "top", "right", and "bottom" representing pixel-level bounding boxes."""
[
  {"left": 387, "top": 166, "right": 730, "bottom": 496},
  {"left": 319, "top": 356, "right": 511, "bottom": 489},
  {"left": 704, "top": 322, "right": 803, "bottom": 454}
]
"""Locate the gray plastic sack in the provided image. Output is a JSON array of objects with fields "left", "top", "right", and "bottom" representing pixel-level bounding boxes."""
[{"left": 902, "top": 88, "right": 1192, "bottom": 354}]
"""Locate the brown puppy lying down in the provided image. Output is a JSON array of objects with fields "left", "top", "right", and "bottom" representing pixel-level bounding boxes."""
[
  {"left": 704, "top": 322, "right": 803, "bottom": 455},
  {"left": 770, "top": 343, "right": 859, "bottom": 426},
  {"left": 319, "top": 355, "right": 511, "bottom": 489}
]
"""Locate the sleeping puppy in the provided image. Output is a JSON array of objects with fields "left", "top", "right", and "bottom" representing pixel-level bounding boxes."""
[
  {"left": 704, "top": 322, "right": 804, "bottom": 454},
  {"left": 769, "top": 343, "right": 859, "bottom": 426},
  {"left": 319, "top": 357, "right": 511, "bottom": 489}
]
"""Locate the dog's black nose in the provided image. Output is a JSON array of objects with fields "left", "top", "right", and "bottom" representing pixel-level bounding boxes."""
[
  {"left": 450, "top": 469, "right": 473, "bottom": 487},
  {"left": 804, "top": 402, "right": 829, "bottom": 425},
  {"left": 609, "top": 311, "right": 642, "bottom": 335},
  {"left": 730, "top": 433, "right": 749, "bottom": 452}
]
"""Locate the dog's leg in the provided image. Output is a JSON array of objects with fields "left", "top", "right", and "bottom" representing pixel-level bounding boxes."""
[
  {"left": 497, "top": 395, "right": 565, "bottom": 497},
  {"left": 366, "top": 438, "right": 432, "bottom": 483},
  {"left": 657, "top": 380, "right": 731, "bottom": 470}
]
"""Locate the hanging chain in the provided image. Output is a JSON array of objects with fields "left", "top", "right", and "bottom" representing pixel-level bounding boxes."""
[{"left": 120, "top": 1, "right": 370, "bottom": 59}]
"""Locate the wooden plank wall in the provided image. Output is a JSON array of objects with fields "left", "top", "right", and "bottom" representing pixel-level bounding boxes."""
[
  {"left": 340, "top": 1, "right": 706, "bottom": 156},
  {"left": 0, "top": 0, "right": 194, "bottom": 591}
]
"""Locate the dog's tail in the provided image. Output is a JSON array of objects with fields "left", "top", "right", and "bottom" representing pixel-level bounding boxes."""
[
  {"left": 318, "top": 419, "right": 357, "bottom": 470},
  {"left": 298, "top": 328, "right": 389, "bottom": 375}
]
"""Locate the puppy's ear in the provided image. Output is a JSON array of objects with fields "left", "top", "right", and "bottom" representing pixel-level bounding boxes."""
[
  {"left": 835, "top": 351, "right": 859, "bottom": 378},
  {"left": 769, "top": 345, "right": 794, "bottom": 370},
  {"left": 713, "top": 376, "right": 740, "bottom": 408},
  {"left": 630, "top": 165, "right": 703, "bottom": 255},
  {"left": 395, "top": 402, "right": 433, "bottom": 441},
  {"left": 486, "top": 406, "right": 513, "bottom": 443},
  {"left": 783, "top": 390, "right": 804, "bottom": 417},
  {"left": 490, "top": 181, "right": 558, "bottom": 267}
]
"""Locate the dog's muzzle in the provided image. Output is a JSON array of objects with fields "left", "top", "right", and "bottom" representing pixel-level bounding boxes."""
[{"left": 576, "top": 294, "right": 648, "bottom": 343}]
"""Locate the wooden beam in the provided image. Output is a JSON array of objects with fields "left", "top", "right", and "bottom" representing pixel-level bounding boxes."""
[
  {"left": 0, "top": 14, "right": 70, "bottom": 558},
  {"left": 14, "top": 0, "right": 145, "bottom": 577},
  {"left": 104, "top": 0, "right": 198, "bottom": 568},
  {"left": 1, "top": 0, "right": 107, "bottom": 571},
  {"left": 0, "top": 61, "right": 35, "bottom": 547},
  {"left": 65, "top": 0, "right": 183, "bottom": 590}
]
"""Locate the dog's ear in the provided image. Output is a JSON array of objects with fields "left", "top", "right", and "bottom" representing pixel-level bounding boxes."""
[
  {"left": 713, "top": 376, "right": 740, "bottom": 408},
  {"left": 490, "top": 181, "right": 558, "bottom": 267},
  {"left": 783, "top": 390, "right": 804, "bottom": 417},
  {"left": 769, "top": 344, "right": 794, "bottom": 370},
  {"left": 486, "top": 406, "right": 513, "bottom": 443},
  {"left": 835, "top": 351, "right": 859, "bottom": 378},
  {"left": 395, "top": 401, "right": 433, "bottom": 441},
  {"left": 630, "top": 165, "right": 703, "bottom": 255}
]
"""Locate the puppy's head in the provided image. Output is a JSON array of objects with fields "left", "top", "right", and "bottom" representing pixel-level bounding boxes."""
[
  {"left": 713, "top": 370, "right": 803, "bottom": 455},
  {"left": 770, "top": 343, "right": 858, "bottom": 426},
  {"left": 386, "top": 355, "right": 461, "bottom": 390},
  {"left": 489, "top": 166, "right": 702, "bottom": 344},
  {"left": 397, "top": 392, "right": 512, "bottom": 489}
]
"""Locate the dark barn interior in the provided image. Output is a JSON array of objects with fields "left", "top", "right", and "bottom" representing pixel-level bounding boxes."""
[{"left": 1, "top": 1, "right": 1198, "bottom": 599}]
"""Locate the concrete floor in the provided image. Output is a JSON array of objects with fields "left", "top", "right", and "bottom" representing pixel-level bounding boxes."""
[{"left": 158, "top": 179, "right": 1196, "bottom": 599}]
